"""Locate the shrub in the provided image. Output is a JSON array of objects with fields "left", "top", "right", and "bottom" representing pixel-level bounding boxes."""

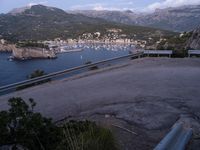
[
  {"left": 89, "top": 65, "right": 99, "bottom": 70},
  {"left": 0, "top": 97, "right": 62, "bottom": 150},
  {"left": 0, "top": 98, "right": 117, "bottom": 150},
  {"left": 85, "top": 61, "right": 99, "bottom": 71},
  {"left": 16, "top": 69, "right": 50, "bottom": 90}
]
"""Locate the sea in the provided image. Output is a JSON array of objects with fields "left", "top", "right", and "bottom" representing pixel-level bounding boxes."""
[{"left": 0, "top": 43, "right": 135, "bottom": 86}]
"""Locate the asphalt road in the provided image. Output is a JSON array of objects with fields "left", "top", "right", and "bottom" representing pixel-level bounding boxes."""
[{"left": 1, "top": 57, "right": 200, "bottom": 149}]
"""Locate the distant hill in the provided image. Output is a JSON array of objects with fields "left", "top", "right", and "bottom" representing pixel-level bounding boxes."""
[
  {"left": 0, "top": 5, "right": 175, "bottom": 42},
  {"left": 69, "top": 5, "right": 200, "bottom": 32},
  {"left": 8, "top": 6, "right": 32, "bottom": 15},
  {"left": 147, "top": 25, "right": 200, "bottom": 57}
]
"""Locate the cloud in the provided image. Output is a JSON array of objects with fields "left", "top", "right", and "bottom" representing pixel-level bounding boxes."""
[
  {"left": 147, "top": 0, "right": 200, "bottom": 12},
  {"left": 93, "top": 4, "right": 107, "bottom": 11},
  {"left": 71, "top": 3, "right": 121, "bottom": 11},
  {"left": 70, "top": 1, "right": 136, "bottom": 11},
  {"left": 27, "top": 1, "right": 48, "bottom": 7},
  {"left": 92, "top": 4, "right": 122, "bottom": 11}
]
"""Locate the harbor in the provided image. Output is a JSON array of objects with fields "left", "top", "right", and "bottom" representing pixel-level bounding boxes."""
[{"left": 0, "top": 44, "right": 134, "bottom": 86}]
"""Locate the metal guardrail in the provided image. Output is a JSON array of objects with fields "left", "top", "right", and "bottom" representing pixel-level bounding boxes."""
[
  {"left": 144, "top": 50, "right": 173, "bottom": 55},
  {"left": 144, "top": 50, "right": 173, "bottom": 57},
  {"left": 188, "top": 50, "right": 200, "bottom": 57},
  {"left": 154, "top": 123, "right": 193, "bottom": 150},
  {"left": 0, "top": 52, "right": 144, "bottom": 93}
]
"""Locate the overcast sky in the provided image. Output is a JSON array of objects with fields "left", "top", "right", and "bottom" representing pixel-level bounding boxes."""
[{"left": 0, "top": 0, "right": 200, "bottom": 13}]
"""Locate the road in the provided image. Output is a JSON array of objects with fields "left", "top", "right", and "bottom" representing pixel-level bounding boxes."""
[{"left": 1, "top": 57, "right": 200, "bottom": 149}]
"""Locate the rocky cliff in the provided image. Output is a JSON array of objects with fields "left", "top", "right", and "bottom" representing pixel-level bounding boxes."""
[
  {"left": 1, "top": 43, "right": 56, "bottom": 59},
  {"left": 12, "top": 47, "right": 56, "bottom": 59},
  {"left": 0, "top": 43, "right": 14, "bottom": 52},
  {"left": 187, "top": 26, "right": 200, "bottom": 49}
]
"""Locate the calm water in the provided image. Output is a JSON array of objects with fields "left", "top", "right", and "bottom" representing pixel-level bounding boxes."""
[{"left": 0, "top": 44, "right": 133, "bottom": 86}]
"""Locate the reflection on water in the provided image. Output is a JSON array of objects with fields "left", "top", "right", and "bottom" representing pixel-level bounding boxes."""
[{"left": 0, "top": 44, "right": 135, "bottom": 86}]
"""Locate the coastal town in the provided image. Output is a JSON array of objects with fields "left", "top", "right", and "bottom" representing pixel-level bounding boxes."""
[
  {"left": 1, "top": 26, "right": 178, "bottom": 60},
  {"left": 0, "top": 30, "right": 152, "bottom": 60}
]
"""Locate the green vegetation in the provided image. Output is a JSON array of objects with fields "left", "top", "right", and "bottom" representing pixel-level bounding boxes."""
[
  {"left": 60, "top": 120, "right": 117, "bottom": 150},
  {"left": 0, "top": 97, "right": 117, "bottom": 150},
  {"left": 16, "top": 41, "right": 49, "bottom": 49},
  {"left": 156, "top": 32, "right": 192, "bottom": 57},
  {"left": 28, "top": 69, "right": 48, "bottom": 79},
  {"left": 0, "top": 97, "right": 61, "bottom": 150},
  {"left": 0, "top": 5, "right": 176, "bottom": 42},
  {"left": 89, "top": 66, "right": 99, "bottom": 70},
  {"left": 16, "top": 69, "right": 50, "bottom": 90},
  {"left": 85, "top": 61, "right": 99, "bottom": 70},
  {"left": 85, "top": 61, "right": 92, "bottom": 65}
]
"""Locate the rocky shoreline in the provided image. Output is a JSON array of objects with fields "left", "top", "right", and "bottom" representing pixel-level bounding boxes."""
[
  {"left": 0, "top": 43, "right": 56, "bottom": 60},
  {"left": 12, "top": 47, "right": 56, "bottom": 59},
  {"left": 0, "top": 43, "right": 15, "bottom": 52}
]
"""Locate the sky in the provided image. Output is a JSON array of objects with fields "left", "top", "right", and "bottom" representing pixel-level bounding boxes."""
[{"left": 0, "top": 0, "right": 200, "bottom": 13}]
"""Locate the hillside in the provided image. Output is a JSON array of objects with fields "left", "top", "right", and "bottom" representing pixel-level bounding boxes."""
[
  {"left": 155, "top": 25, "right": 200, "bottom": 52},
  {"left": 149, "top": 26, "right": 200, "bottom": 57},
  {"left": 70, "top": 5, "right": 200, "bottom": 32},
  {"left": 187, "top": 26, "right": 200, "bottom": 49},
  {"left": 0, "top": 5, "right": 175, "bottom": 42}
]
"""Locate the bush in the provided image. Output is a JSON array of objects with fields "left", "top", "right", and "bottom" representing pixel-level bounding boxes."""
[
  {"left": 89, "top": 65, "right": 99, "bottom": 70},
  {"left": 0, "top": 98, "right": 117, "bottom": 150},
  {"left": 16, "top": 69, "right": 50, "bottom": 90},
  {"left": 85, "top": 61, "right": 99, "bottom": 71},
  {"left": 0, "top": 97, "right": 62, "bottom": 150}
]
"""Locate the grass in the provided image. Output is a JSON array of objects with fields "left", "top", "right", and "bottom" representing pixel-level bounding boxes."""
[
  {"left": 16, "top": 69, "right": 50, "bottom": 91},
  {"left": 59, "top": 120, "right": 118, "bottom": 150}
]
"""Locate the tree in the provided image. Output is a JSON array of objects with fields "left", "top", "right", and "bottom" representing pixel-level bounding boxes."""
[
  {"left": 0, "top": 97, "right": 62, "bottom": 150},
  {"left": 28, "top": 69, "right": 46, "bottom": 79},
  {"left": 0, "top": 98, "right": 117, "bottom": 150},
  {"left": 16, "top": 70, "right": 50, "bottom": 90}
]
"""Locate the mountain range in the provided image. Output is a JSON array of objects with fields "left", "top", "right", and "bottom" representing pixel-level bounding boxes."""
[
  {"left": 69, "top": 5, "right": 200, "bottom": 32},
  {"left": 0, "top": 5, "right": 175, "bottom": 42}
]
